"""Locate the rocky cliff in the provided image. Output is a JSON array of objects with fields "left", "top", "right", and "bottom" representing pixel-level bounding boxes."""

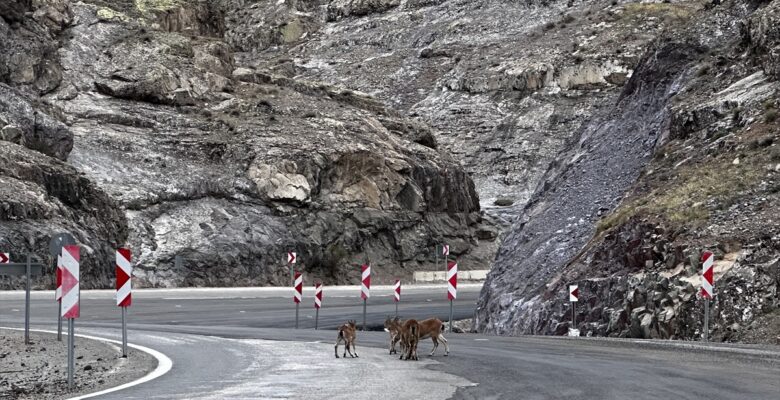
[
  {"left": 2, "top": 0, "right": 778, "bottom": 342},
  {"left": 476, "top": 0, "right": 780, "bottom": 344},
  {"left": 1, "top": 0, "right": 492, "bottom": 288}
]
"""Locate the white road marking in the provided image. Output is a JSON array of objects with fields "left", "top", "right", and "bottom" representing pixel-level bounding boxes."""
[
  {"left": 1, "top": 327, "right": 173, "bottom": 400},
  {"left": 474, "top": 339, "right": 489, "bottom": 341}
]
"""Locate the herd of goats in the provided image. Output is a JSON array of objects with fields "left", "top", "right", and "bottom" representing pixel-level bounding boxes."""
[{"left": 334, "top": 317, "right": 450, "bottom": 360}]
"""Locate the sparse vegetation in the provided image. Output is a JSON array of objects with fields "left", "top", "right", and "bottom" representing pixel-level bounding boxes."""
[
  {"left": 765, "top": 108, "right": 777, "bottom": 123},
  {"left": 597, "top": 158, "right": 762, "bottom": 233},
  {"left": 622, "top": 3, "right": 694, "bottom": 23}
]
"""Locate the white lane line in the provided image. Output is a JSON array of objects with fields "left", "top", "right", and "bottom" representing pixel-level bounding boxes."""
[
  {"left": 66, "top": 332, "right": 173, "bottom": 400},
  {"left": 1, "top": 327, "right": 173, "bottom": 400},
  {"left": 474, "top": 339, "right": 489, "bottom": 341}
]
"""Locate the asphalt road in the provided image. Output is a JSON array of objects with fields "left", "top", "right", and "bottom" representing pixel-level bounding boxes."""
[{"left": 2, "top": 285, "right": 780, "bottom": 399}]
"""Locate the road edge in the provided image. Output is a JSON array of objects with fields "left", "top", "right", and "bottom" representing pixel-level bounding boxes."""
[{"left": 1, "top": 327, "right": 173, "bottom": 400}]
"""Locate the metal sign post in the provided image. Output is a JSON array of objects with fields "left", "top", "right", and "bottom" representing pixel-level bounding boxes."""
[
  {"left": 394, "top": 279, "right": 400, "bottom": 318},
  {"left": 569, "top": 285, "right": 579, "bottom": 337},
  {"left": 287, "top": 251, "right": 297, "bottom": 287},
  {"left": 293, "top": 271, "right": 302, "bottom": 329},
  {"left": 0, "top": 256, "right": 44, "bottom": 344},
  {"left": 447, "top": 259, "right": 458, "bottom": 333},
  {"left": 50, "top": 233, "right": 75, "bottom": 342},
  {"left": 61, "top": 245, "right": 80, "bottom": 390},
  {"left": 701, "top": 251, "right": 715, "bottom": 342},
  {"left": 116, "top": 248, "right": 133, "bottom": 357},
  {"left": 441, "top": 245, "right": 449, "bottom": 280},
  {"left": 68, "top": 319, "right": 74, "bottom": 388},
  {"left": 25, "top": 255, "right": 31, "bottom": 344},
  {"left": 361, "top": 262, "right": 371, "bottom": 331},
  {"left": 314, "top": 283, "right": 322, "bottom": 330}
]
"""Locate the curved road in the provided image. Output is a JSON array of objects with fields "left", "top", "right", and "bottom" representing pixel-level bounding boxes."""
[{"left": 2, "top": 285, "right": 779, "bottom": 399}]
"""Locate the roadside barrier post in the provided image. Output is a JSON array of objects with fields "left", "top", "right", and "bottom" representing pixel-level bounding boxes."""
[
  {"left": 442, "top": 245, "right": 449, "bottom": 279},
  {"left": 61, "top": 245, "right": 80, "bottom": 390},
  {"left": 447, "top": 260, "right": 458, "bottom": 333},
  {"left": 25, "top": 254, "right": 31, "bottom": 344},
  {"left": 116, "top": 248, "right": 133, "bottom": 357},
  {"left": 314, "top": 283, "right": 322, "bottom": 330},
  {"left": 394, "top": 279, "right": 400, "bottom": 318},
  {"left": 287, "top": 251, "right": 297, "bottom": 287},
  {"left": 56, "top": 254, "right": 62, "bottom": 341},
  {"left": 361, "top": 263, "right": 371, "bottom": 331},
  {"left": 701, "top": 251, "right": 714, "bottom": 342},
  {"left": 569, "top": 285, "right": 579, "bottom": 336},
  {"left": 293, "top": 271, "right": 302, "bottom": 329},
  {"left": 50, "top": 233, "right": 76, "bottom": 342}
]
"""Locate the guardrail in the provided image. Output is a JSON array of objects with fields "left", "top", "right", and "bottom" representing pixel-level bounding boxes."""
[{"left": 413, "top": 270, "right": 489, "bottom": 283}]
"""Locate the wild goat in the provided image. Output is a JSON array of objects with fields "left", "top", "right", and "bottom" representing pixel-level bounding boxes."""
[
  {"left": 384, "top": 316, "right": 402, "bottom": 355},
  {"left": 386, "top": 316, "right": 449, "bottom": 356},
  {"left": 334, "top": 320, "right": 358, "bottom": 358},
  {"left": 398, "top": 319, "right": 420, "bottom": 361}
]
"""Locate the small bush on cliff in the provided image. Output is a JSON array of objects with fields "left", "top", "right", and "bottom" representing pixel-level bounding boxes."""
[
  {"left": 321, "top": 242, "right": 348, "bottom": 274},
  {"left": 765, "top": 108, "right": 777, "bottom": 123}
]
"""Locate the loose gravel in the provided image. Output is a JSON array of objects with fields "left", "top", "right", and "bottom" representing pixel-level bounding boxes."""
[{"left": 0, "top": 329, "right": 155, "bottom": 399}]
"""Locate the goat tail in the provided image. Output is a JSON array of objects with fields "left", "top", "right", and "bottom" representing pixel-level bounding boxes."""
[{"left": 411, "top": 324, "right": 418, "bottom": 338}]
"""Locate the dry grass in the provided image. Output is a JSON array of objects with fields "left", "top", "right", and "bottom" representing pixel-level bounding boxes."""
[
  {"left": 621, "top": 2, "right": 696, "bottom": 23},
  {"left": 597, "top": 158, "right": 761, "bottom": 232}
]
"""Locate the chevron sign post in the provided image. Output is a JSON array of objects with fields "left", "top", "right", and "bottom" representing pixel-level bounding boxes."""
[
  {"left": 287, "top": 251, "right": 297, "bottom": 287},
  {"left": 361, "top": 263, "right": 370, "bottom": 331},
  {"left": 569, "top": 285, "right": 580, "bottom": 337},
  {"left": 447, "top": 260, "right": 458, "bottom": 333},
  {"left": 701, "top": 251, "right": 715, "bottom": 342},
  {"left": 293, "top": 271, "right": 302, "bottom": 329},
  {"left": 314, "top": 283, "right": 322, "bottom": 330},
  {"left": 61, "top": 245, "right": 79, "bottom": 389},
  {"left": 116, "top": 248, "right": 132, "bottom": 357},
  {"left": 393, "top": 279, "right": 401, "bottom": 317},
  {"left": 0, "top": 252, "right": 8, "bottom": 263}
]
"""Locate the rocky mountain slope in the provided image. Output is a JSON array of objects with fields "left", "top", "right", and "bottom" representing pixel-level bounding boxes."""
[
  {"left": 476, "top": 0, "right": 780, "bottom": 344},
  {"left": 1, "top": 0, "right": 493, "bottom": 288},
  {"left": 2, "top": 0, "right": 777, "bottom": 343}
]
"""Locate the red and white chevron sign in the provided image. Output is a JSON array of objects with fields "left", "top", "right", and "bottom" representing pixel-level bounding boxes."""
[
  {"left": 116, "top": 248, "right": 132, "bottom": 307},
  {"left": 61, "top": 245, "right": 80, "bottom": 319},
  {"left": 701, "top": 251, "right": 714, "bottom": 299},
  {"left": 55, "top": 254, "right": 63, "bottom": 301},
  {"left": 293, "top": 271, "right": 302, "bottom": 304},
  {"left": 0, "top": 252, "right": 9, "bottom": 263},
  {"left": 314, "top": 283, "right": 322, "bottom": 309},
  {"left": 361, "top": 264, "right": 371, "bottom": 299},
  {"left": 569, "top": 285, "right": 579, "bottom": 302},
  {"left": 393, "top": 279, "right": 401, "bottom": 302},
  {"left": 288, "top": 251, "right": 297, "bottom": 264},
  {"left": 442, "top": 244, "right": 450, "bottom": 256},
  {"left": 447, "top": 260, "right": 458, "bottom": 300}
]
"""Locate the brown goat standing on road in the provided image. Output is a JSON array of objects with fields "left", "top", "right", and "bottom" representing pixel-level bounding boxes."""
[
  {"left": 386, "top": 316, "right": 449, "bottom": 356},
  {"left": 335, "top": 320, "right": 358, "bottom": 358},
  {"left": 398, "top": 319, "right": 420, "bottom": 361},
  {"left": 384, "top": 316, "right": 402, "bottom": 355}
]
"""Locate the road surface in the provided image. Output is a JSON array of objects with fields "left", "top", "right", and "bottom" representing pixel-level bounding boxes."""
[{"left": 2, "top": 285, "right": 779, "bottom": 399}]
